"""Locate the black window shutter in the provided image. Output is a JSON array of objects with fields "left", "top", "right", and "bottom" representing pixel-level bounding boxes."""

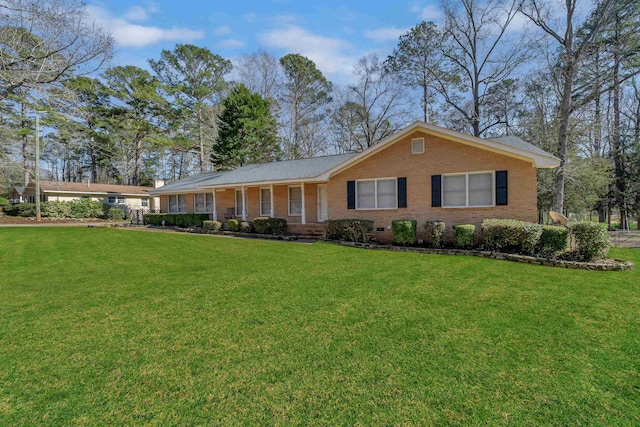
[
  {"left": 496, "top": 170, "right": 508, "bottom": 205},
  {"left": 397, "top": 177, "right": 407, "bottom": 208},
  {"left": 347, "top": 181, "right": 356, "bottom": 209},
  {"left": 431, "top": 175, "right": 441, "bottom": 207}
]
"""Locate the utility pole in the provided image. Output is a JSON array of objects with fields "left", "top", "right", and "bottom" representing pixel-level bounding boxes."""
[{"left": 35, "top": 115, "right": 41, "bottom": 222}]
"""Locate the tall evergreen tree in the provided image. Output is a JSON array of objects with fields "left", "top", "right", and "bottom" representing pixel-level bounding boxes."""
[{"left": 212, "top": 84, "right": 280, "bottom": 171}]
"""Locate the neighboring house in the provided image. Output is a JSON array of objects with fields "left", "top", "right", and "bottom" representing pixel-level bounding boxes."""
[
  {"left": 9, "top": 186, "right": 26, "bottom": 204},
  {"left": 150, "top": 121, "right": 560, "bottom": 242},
  {"left": 23, "top": 180, "right": 161, "bottom": 213}
]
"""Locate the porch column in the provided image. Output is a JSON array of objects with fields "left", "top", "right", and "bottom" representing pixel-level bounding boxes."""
[
  {"left": 301, "top": 183, "right": 306, "bottom": 225},
  {"left": 212, "top": 190, "right": 217, "bottom": 221},
  {"left": 241, "top": 186, "right": 247, "bottom": 221},
  {"left": 269, "top": 184, "right": 274, "bottom": 218}
]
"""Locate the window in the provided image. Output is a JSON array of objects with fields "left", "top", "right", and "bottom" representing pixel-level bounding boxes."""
[
  {"left": 288, "top": 186, "right": 302, "bottom": 216},
  {"left": 141, "top": 198, "right": 149, "bottom": 207},
  {"left": 356, "top": 178, "right": 397, "bottom": 210},
  {"left": 260, "top": 188, "right": 271, "bottom": 216},
  {"left": 235, "top": 189, "right": 244, "bottom": 217},
  {"left": 194, "top": 193, "right": 214, "bottom": 213},
  {"left": 442, "top": 172, "right": 494, "bottom": 208},
  {"left": 411, "top": 137, "right": 425, "bottom": 154},
  {"left": 168, "top": 194, "right": 187, "bottom": 213},
  {"left": 108, "top": 196, "right": 125, "bottom": 204}
]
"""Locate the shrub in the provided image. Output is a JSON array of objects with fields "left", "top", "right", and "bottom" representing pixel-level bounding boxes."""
[
  {"left": 453, "top": 224, "right": 475, "bottom": 248},
  {"left": 0, "top": 197, "right": 7, "bottom": 205},
  {"left": 3, "top": 203, "right": 35, "bottom": 217},
  {"left": 41, "top": 201, "right": 72, "bottom": 218},
  {"left": 326, "top": 219, "right": 374, "bottom": 243},
  {"left": 570, "top": 221, "right": 610, "bottom": 261},
  {"left": 108, "top": 208, "right": 125, "bottom": 220},
  {"left": 482, "top": 219, "right": 543, "bottom": 254},
  {"left": 144, "top": 213, "right": 209, "bottom": 227},
  {"left": 424, "top": 221, "right": 446, "bottom": 248},
  {"left": 202, "top": 220, "right": 222, "bottom": 232},
  {"left": 227, "top": 219, "right": 240, "bottom": 232},
  {"left": 253, "top": 217, "right": 288, "bottom": 235},
  {"left": 240, "top": 221, "right": 253, "bottom": 233},
  {"left": 69, "top": 199, "right": 104, "bottom": 218},
  {"left": 538, "top": 225, "right": 568, "bottom": 255},
  {"left": 392, "top": 220, "right": 417, "bottom": 245}
]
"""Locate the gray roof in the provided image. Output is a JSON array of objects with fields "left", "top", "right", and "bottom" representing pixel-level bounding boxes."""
[
  {"left": 488, "top": 135, "right": 558, "bottom": 159},
  {"left": 152, "top": 153, "right": 355, "bottom": 194},
  {"left": 153, "top": 171, "right": 226, "bottom": 193}
]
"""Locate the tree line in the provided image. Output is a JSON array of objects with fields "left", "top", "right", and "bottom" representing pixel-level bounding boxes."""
[{"left": 1, "top": 0, "right": 639, "bottom": 226}]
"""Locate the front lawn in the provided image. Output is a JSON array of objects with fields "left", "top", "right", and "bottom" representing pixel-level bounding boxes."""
[{"left": 1, "top": 228, "right": 639, "bottom": 425}]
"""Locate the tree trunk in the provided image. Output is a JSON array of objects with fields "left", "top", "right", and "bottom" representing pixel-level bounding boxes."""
[
  {"left": 612, "top": 10, "right": 627, "bottom": 230},
  {"left": 554, "top": 59, "right": 575, "bottom": 214},
  {"left": 133, "top": 134, "right": 142, "bottom": 186},
  {"left": 197, "top": 106, "right": 205, "bottom": 173},
  {"left": 21, "top": 99, "right": 29, "bottom": 186}
]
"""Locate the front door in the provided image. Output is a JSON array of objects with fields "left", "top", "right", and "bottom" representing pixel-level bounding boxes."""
[{"left": 317, "top": 184, "right": 328, "bottom": 222}]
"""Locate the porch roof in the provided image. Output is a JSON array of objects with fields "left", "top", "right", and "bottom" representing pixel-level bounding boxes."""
[{"left": 152, "top": 153, "right": 355, "bottom": 194}]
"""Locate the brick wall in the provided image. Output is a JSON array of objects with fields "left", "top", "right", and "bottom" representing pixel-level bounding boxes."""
[{"left": 327, "top": 130, "right": 538, "bottom": 242}]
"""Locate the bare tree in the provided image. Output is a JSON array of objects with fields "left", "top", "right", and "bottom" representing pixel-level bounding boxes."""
[
  {"left": 520, "top": 0, "right": 617, "bottom": 213},
  {"left": 437, "top": 0, "right": 530, "bottom": 136},
  {"left": 0, "top": 0, "right": 113, "bottom": 99},
  {"left": 235, "top": 50, "right": 281, "bottom": 102},
  {"left": 333, "top": 54, "right": 409, "bottom": 152}
]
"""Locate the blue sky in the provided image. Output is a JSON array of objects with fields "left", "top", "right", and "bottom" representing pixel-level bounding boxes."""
[{"left": 86, "top": 0, "right": 446, "bottom": 84}]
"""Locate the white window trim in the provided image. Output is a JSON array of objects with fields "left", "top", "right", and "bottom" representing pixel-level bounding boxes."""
[
  {"left": 441, "top": 170, "right": 495, "bottom": 208},
  {"left": 259, "top": 187, "right": 271, "bottom": 217},
  {"left": 355, "top": 177, "right": 398, "bottom": 210},
  {"left": 108, "top": 195, "right": 125, "bottom": 204},
  {"left": 168, "top": 194, "right": 186, "bottom": 213},
  {"left": 141, "top": 198, "right": 149, "bottom": 207},
  {"left": 411, "top": 137, "right": 425, "bottom": 154},
  {"left": 234, "top": 189, "right": 243, "bottom": 217},
  {"left": 288, "top": 185, "right": 302, "bottom": 216},
  {"left": 194, "top": 192, "right": 213, "bottom": 214}
]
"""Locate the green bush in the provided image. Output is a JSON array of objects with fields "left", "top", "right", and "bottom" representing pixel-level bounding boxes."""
[
  {"left": 240, "top": 221, "right": 253, "bottom": 233},
  {"left": 144, "top": 213, "right": 209, "bottom": 227},
  {"left": 0, "top": 197, "right": 7, "bottom": 205},
  {"left": 453, "top": 224, "right": 475, "bottom": 248},
  {"left": 3, "top": 203, "right": 35, "bottom": 217},
  {"left": 538, "top": 225, "right": 568, "bottom": 255},
  {"left": 227, "top": 219, "right": 240, "bottom": 232},
  {"left": 252, "top": 217, "right": 288, "bottom": 235},
  {"left": 108, "top": 208, "right": 125, "bottom": 220},
  {"left": 326, "top": 219, "right": 374, "bottom": 243},
  {"left": 482, "top": 219, "right": 543, "bottom": 254},
  {"left": 392, "top": 220, "right": 417, "bottom": 245},
  {"left": 570, "top": 221, "right": 610, "bottom": 261},
  {"left": 424, "top": 221, "right": 446, "bottom": 248},
  {"left": 69, "top": 199, "right": 104, "bottom": 218},
  {"left": 203, "top": 220, "right": 222, "bottom": 232},
  {"left": 41, "top": 201, "right": 71, "bottom": 218}
]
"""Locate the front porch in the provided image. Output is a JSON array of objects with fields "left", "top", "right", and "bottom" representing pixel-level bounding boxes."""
[{"left": 208, "top": 182, "right": 329, "bottom": 226}]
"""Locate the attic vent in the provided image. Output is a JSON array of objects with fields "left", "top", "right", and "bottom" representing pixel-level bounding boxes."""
[{"left": 411, "top": 138, "right": 425, "bottom": 154}]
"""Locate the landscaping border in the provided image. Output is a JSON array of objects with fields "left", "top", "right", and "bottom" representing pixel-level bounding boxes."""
[{"left": 330, "top": 241, "right": 634, "bottom": 271}]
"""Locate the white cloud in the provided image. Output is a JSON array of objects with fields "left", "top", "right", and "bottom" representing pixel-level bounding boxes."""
[
  {"left": 86, "top": 5, "right": 204, "bottom": 48},
  {"left": 122, "top": 6, "right": 149, "bottom": 22},
  {"left": 213, "top": 25, "right": 232, "bottom": 36},
  {"left": 215, "top": 39, "right": 246, "bottom": 50},
  {"left": 410, "top": 3, "right": 443, "bottom": 22},
  {"left": 260, "top": 25, "right": 358, "bottom": 79},
  {"left": 363, "top": 26, "right": 409, "bottom": 42}
]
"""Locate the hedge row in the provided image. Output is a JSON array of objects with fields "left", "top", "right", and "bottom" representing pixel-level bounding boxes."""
[
  {"left": 329, "top": 217, "right": 608, "bottom": 261},
  {"left": 3, "top": 200, "right": 106, "bottom": 218},
  {"left": 144, "top": 213, "right": 210, "bottom": 227}
]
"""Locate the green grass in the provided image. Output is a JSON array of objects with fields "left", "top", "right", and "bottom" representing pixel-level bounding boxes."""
[{"left": 1, "top": 228, "right": 639, "bottom": 425}]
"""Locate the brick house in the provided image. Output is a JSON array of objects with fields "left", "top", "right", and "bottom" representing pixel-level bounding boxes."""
[{"left": 151, "top": 122, "right": 560, "bottom": 242}]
